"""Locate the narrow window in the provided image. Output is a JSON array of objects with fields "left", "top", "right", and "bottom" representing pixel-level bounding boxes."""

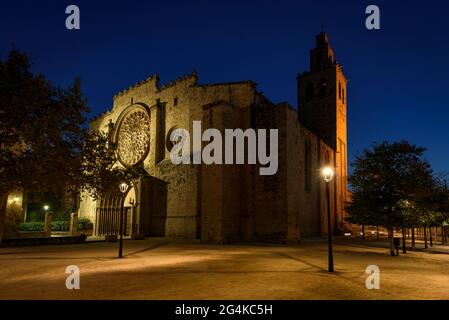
[
  {"left": 339, "top": 139, "right": 347, "bottom": 201},
  {"left": 319, "top": 79, "right": 327, "bottom": 98},
  {"left": 156, "top": 101, "right": 166, "bottom": 163},
  {"left": 338, "top": 82, "right": 342, "bottom": 100},
  {"left": 174, "top": 97, "right": 178, "bottom": 106},
  {"left": 342, "top": 88, "right": 345, "bottom": 104}
]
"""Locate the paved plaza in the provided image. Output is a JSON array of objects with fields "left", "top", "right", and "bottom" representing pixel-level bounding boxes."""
[{"left": 0, "top": 238, "right": 448, "bottom": 299}]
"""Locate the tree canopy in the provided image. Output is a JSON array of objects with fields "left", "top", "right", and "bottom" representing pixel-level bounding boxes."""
[
  {"left": 347, "top": 140, "right": 449, "bottom": 254},
  {"left": 0, "top": 50, "right": 137, "bottom": 240},
  {"left": 80, "top": 129, "right": 141, "bottom": 199},
  {"left": 0, "top": 50, "right": 89, "bottom": 197}
]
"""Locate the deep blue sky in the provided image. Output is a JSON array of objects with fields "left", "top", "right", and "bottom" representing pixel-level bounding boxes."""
[{"left": 1, "top": 0, "right": 448, "bottom": 175}]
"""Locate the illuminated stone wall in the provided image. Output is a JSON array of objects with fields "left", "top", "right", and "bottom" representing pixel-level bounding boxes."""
[{"left": 78, "top": 68, "right": 346, "bottom": 242}]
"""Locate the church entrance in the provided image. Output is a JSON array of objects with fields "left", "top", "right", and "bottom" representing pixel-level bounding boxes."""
[
  {"left": 95, "top": 187, "right": 135, "bottom": 237},
  {"left": 138, "top": 175, "right": 168, "bottom": 237},
  {"left": 94, "top": 175, "right": 168, "bottom": 238}
]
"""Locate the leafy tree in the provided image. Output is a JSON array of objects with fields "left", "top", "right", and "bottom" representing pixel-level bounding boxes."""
[
  {"left": 79, "top": 130, "right": 141, "bottom": 200},
  {"left": 424, "top": 178, "right": 449, "bottom": 245},
  {"left": 347, "top": 141, "right": 434, "bottom": 255},
  {"left": 346, "top": 191, "right": 379, "bottom": 239},
  {"left": 0, "top": 50, "right": 141, "bottom": 242},
  {"left": 0, "top": 50, "right": 89, "bottom": 240}
]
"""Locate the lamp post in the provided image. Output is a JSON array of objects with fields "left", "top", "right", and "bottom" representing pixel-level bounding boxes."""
[
  {"left": 118, "top": 182, "right": 129, "bottom": 258},
  {"left": 322, "top": 167, "right": 334, "bottom": 272}
]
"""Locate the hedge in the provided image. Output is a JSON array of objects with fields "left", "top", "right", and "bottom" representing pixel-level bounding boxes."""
[
  {"left": 18, "top": 222, "right": 44, "bottom": 232},
  {"left": 78, "top": 218, "right": 94, "bottom": 230},
  {"left": 18, "top": 218, "right": 93, "bottom": 232}
]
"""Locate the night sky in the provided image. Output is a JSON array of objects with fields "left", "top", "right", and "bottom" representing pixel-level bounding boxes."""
[{"left": 1, "top": 0, "right": 448, "bottom": 175}]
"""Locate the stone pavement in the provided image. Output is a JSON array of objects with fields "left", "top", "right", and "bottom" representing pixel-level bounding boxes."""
[{"left": 0, "top": 238, "right": 448, "bottom": 299}]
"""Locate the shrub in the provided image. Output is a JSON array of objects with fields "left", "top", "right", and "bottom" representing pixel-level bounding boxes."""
[
  {"left": 78, "top": 218, "right": 93, "bottom": 230},
  {"left": 51, "top": 221, "right": 70, "bottom": 231},
  {"left": 18, "top": 222, "right": 44, "bottom": 232},
  {"left": 18, "top": 218, "right": 93, "bottom": 232}
]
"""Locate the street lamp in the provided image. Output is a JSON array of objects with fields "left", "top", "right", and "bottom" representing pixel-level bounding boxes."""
[
  {"left": 43, "top": 205, "right": 49, "bottom": 211},
  {"left": 322, "top": 167, "right": 334, "bottom": 272},
  {"left": 118, "top": 182, "right": 129, "bottom": 258}
]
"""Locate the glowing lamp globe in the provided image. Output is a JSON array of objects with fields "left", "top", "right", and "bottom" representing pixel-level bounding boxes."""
[
  {"left": 322, "top": 167, "right": 334, "bottom": 183},
  {"left": 119, "top": 182, "right": 129, "bottom": 194}
]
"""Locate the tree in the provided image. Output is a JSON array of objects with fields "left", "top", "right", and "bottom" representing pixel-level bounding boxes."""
[
  {"left": 79, "top": 130, "right": 141, "bottom": 200},
  {"left": 424, "top": 177, "right": 449, "bottom": 246},
  {"left": 346, "top": 191, "right": 379, "bottom": 240},
  {"left": 395, "top": 199, "right": 415, "bottom": 253},
  {"left": 347, "top": 141, "right": 434, "bottom": 256},
  {"left": 0, "top": 50, "right": 143, "bottom": 242},
  {"left": 0, "top": 50, "right": 88, "bottom": 240}
]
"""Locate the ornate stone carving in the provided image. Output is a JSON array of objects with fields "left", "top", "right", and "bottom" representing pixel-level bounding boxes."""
[{"left": 117, "top": 108, "right": 151, "bottom": 166}]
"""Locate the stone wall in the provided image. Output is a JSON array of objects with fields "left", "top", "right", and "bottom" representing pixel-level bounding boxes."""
[
  {"left": 297, "top": 64, "right": 348, "bottom": 233},
  {"left": 78, "top": 71, "right": 342, "bottom": 242},
  {"left": 79, "top": 74, "right": 259, "bottom": 240},
  {"left": 3, "top": 191, "right": 26, "bottom": 238}
]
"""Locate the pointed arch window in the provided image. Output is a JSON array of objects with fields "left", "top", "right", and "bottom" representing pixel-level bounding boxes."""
[
  {"left": 319, "top": 79, "right": 328, "bottom": 98},
  {"left": 338, "top": 82, "right": 342, "bottom": 100}
]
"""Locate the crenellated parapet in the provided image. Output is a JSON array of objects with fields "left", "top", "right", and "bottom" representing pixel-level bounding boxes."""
[
  {"left": 157, "top": 70, "right": 198, "bottom": 92},
  {"left": 113, "top": 74, "right": 159, "bottom": 99}
]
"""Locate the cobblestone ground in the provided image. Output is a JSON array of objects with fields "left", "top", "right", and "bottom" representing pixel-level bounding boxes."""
[{"left": 0, "top": 238, "right": 448, "bottom": 299}]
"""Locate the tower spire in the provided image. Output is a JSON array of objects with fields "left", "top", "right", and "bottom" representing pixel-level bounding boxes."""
[
  {"left": 297, "top": 32, "right": 349, "bottom": 229},
  {"left": 310, "top": 32, "right": 335, "bottom": 72}
]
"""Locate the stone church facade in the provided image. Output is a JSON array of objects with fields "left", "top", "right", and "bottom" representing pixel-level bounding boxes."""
[{"left": 78, "top": 32, "right": 349, "bottom": 242}]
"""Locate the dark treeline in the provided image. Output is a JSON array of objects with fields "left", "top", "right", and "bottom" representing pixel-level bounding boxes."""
[{"left": 347, "top": 141, "right": 449, "bottom": 255}]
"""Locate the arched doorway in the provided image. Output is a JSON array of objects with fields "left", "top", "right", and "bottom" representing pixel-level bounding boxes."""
[
  {"left": 95, "top": 186, "right": 136, "bottom": 237},
  {"left": 94, "top": 175, "right": 168, "bottom": 238}
]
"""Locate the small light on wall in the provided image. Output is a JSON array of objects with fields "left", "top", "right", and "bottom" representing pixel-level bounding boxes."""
[
  {"left": 119, "top": 182, "right": 129, "bottom": 194},
  {"left": 43, "top": 205, "right": 49, "bottom": 211},
  {"left": 321, "top": 167, "right": 334, "bottom": 183}
]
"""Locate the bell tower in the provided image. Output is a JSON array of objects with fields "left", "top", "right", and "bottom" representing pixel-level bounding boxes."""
[{"left": 297, "top": 32, "right": 348, "bottom": 228}]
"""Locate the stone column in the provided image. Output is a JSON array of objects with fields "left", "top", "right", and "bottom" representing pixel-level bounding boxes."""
[
  {"left": 44, "top": 212, "right": 53, "bottom": 237},
  {"left": 70, "top": 212, "right": 79, "bottom": 237}
]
